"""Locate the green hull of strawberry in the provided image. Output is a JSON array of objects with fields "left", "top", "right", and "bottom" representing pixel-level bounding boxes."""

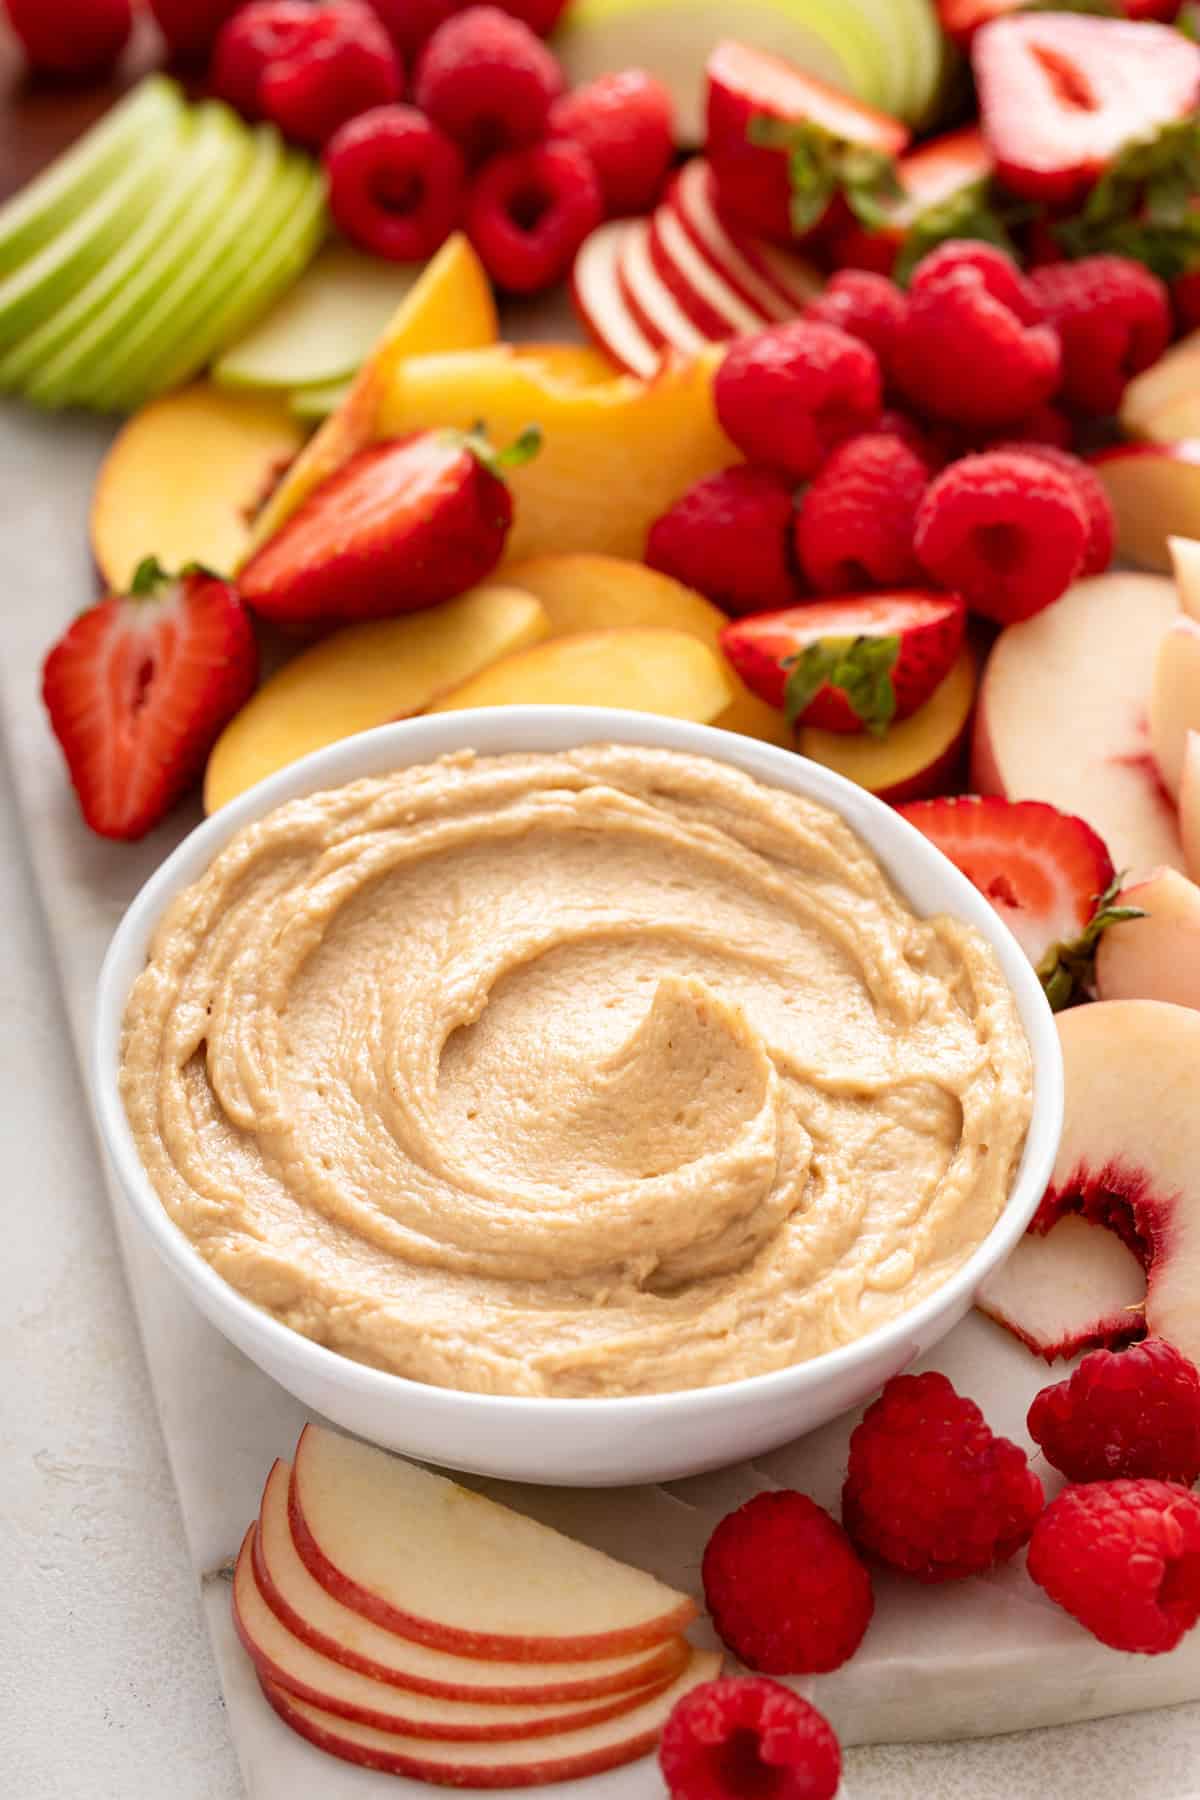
[{"left": 830, "top": 127, "right": 994, "bottom": 277}]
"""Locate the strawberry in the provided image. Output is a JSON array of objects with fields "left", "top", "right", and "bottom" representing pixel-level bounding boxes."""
[
  {"left": 831, "top": 126, "right": 995, "bottom": 276},
  {"left": 895, "top": 795, "right": 1142, "bottom": 1006},
  {"left": 936, "top": 0, "right": 1020, "bottom": 49},
  {"left": 239, "top": 427, "right": 537, "bottom": 628},
  {"left": 42, "top": 560, "right": 257, "bottom": 842},
  {"left": 972, "top": 13, "right": 1200, "bottom": 206},
  {"left": 720, "top": 590, "right": 965, "bottom": 737}
]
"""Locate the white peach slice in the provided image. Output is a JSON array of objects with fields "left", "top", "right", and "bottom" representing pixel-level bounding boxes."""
[
  {"left": 1148, "top": 615, "right": 1200, "bottom": 799},
  {"left": 1168, "top": 535, "right": 1200, "bottom": 622},
  {"left": 1181, "top": 731, "right": 1200, "bottom": 879},
  {"left": 976, "top": 1213, "right": 1146, "bottom": 1362},
  {"left": 971, "top": 572, "right": 1185, "bottom": 879},
  {"left": 1094, "top": 867, "right": 1200, "bottom": 1010},
  {"left": 1090, "top": 443, "right": 1200, "bottom": 574},
  {"left": 289, "top": 1425, "right": 698, "bottom": 1658}
]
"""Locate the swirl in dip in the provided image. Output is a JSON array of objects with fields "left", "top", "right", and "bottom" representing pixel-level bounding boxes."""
[{"left": 120, "top": 745, "right": 1033, "bottom": 1398}]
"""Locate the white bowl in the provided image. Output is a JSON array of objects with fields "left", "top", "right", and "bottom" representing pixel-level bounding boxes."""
[{"left": 93, "top": 708, "right": 1063, "bottom": 1487}]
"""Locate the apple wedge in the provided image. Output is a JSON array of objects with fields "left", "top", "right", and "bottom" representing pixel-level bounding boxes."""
[
  {"left": 234, "top": 1529, "right": 672, "bottom": 1737},
  {"left": 971, "top": 572, "right": 1185, "bottom": 879},
  {"left": 427, "top": 627, "right": 733, "bottom": 723},
  {"left": 260, "top": 1650, "right": 718, "bottom": 1786},
  {"left": 1182, "top": 732, "right": 1200, "bottom": 879},
  {"left": 619, "top": 218, "right": 709, "bottom": 357},
  {"left": 253, "top": 1461, "right": 687, "bottom": 1702},
  {"left": 203, "top": 584, "right": 549, "bottom": 812},
  {"left": 1169, "top": 536, "right": 1200, "bottom": 623},
  {"left": 797, "top": 645, "right": 975, "bottom": 803},
  {"left": 90, "top": 383, "right": 304, "bottom": 590},
  {"left": 1090, "top": 443, "right": 1200, "bottom": 574},
  {"left": 570, "top": 221, "right": 662, "bottom": 380},
  {"left": 1094, "top": 867, "right": 1200, "bottom": 1010},
  {"left": 1148, "top": 615, "right": 1200, "bottom": 799},
  {"left": 976, "top": 1213, "right": 1146, "bottom": 1363},
  {"left": 667, "top": 159, "right": 796, "bottom": 322},
  {"left": 289, "top": 1425, "right": 698, "bottom": 1659},
  {"left": 648, "top": 204, "right": 770, "bottom": 338}
]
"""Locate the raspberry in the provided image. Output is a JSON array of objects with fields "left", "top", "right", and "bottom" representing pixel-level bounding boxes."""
[
  {"left": 913, "top": 450, "right": 1088, "bottom": 624},
  {"left": 212, "top": 1, "right": 313, "bottom": 118},
  {"left": 466, "top": 139, "right": 601, "bottom": 294},
  {"left": 216, "top": 2, "right": 403, "bottom": 147},
  {"left": 646, "top": 466, "right": 802, "bottom": 618},
  {"left": 325, "top": 105, "right": 465, "bottom": 261},
  {"left": 1028, "top": 1479, "right": 1200, "bottom": 1653},
  {"left": 701, "top": 1491, "right": 873, "bottom": 1673},
  {"left": 803, "top": 270, "right": 907, "bottom": 385},
  {"left": 548, "top": 69, "right": 675, "bottom": 218},
  {"left": 872, "top": 408, "right": 947, "bottom": 469},
  {"left": 148, "top": 0, "right": 240, "bottom": 59},
  {"left": 491, "top": 0, "right": 570, "bottom": 32},
  {"left": 1028, "top": 1339, "right": 1200, "bottom": 1486},
  {"left": 988, "top": 442, "right": 1114, "bottom": 577},
  {"left": 976, "top": 400, "right": 1073, "bottom": 452},
  {"left": 6, "top": 0, "right": 132, "bottom": 76},
  {"left": 365, "top": 0, "right": 458, "bottom": 59},
  {"left": 659, "top": 1677, "right": 842, "bottom": 1800},
  {"left": 795, "top": 433, "right": 928, "bottom": 592},
  {"left": 1028, "top": 254, "right": 1171, "bottom": 416},
  {"left": 415, "top": 5, "right": 564, "bottom": 161},
  {"left": 714, "top": 322, "right": 882, "bottom": 482},
  {"left": 892, "top": 240, "right": 1062, "bottom": 428},
  {"left": 842, "top": 1371, "right": 1044, "bottom": 1582}
]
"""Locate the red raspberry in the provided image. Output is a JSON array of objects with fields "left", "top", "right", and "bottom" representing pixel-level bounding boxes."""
[
  {"left": 892, "top": 240, "right": 1061, "bottom": 429},
  {"left": 701, "top": 1491, "right": 873, "bottom": 1674},
  {"left": 415, "top": 5, "right": 564, "bottom": 161},
  {"left": 260, "top": 1, "right": 402, "bottom": 149},
  {"left": 467, "top": 139, "right": 601, "bottom": 294},
  {"left": 659, "top": 1677, "right": 842, "bottom": 1800},
  {"left": 795, "top": 433, "right": 928, "bottom": 592},
  {"left": 491, "top": 0, "right": 570, "bottom": 32},
  {"left": 872, "top": 408, "right": 947, "bottom": 469},
  {"left": 6, "top": 0, "right": 132, "bottom": 76},
  {"left": 1028, "top": 1339, "right": 1200, "bottom": 1486},
  {"left": 548, "top": 69, "right": 675, "bottom": 218},
  {"left": 988, "top": 442, "right": 1114, "bottom": 578},
  {"left": 1173, "top": 266, "right": 1200, "bottom": 335},
  {"left": 715, "top": 322, "right": 882, "bottom": 482},
  {"left": 646, "top": 466, "right": 802, "bottom": 618},
  {"left": 148, "top": 0, "right": 240, "bottom": 59},
  {"left": 1028, "top": 254, "right": 1171, "bottom": 417},
  {"left": 1028, "top": 1479, "right": 1200, "bottom": 1654},
  {"left": 212, "top": 1, "right": 312, "bottom": 117},
  {"left": 803, "top": 270, "right": 907, "bottom": 386},
  {"left": 325, "top": 105, "right": 465, "bottom": 261},
  {"left": 913, "top": 449, "right": 1087, "bottom": 624},
  {"left": 365, "top": 0, "right": 458, "bottom": 59},
  {"left": 975, "top": 400, "right": 1073, "bottom": 452},
  {"left": 842, "top": 1371, "right": 1044, "bottom": 1583}
]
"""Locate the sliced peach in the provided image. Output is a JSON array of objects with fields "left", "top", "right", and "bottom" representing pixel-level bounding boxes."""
[
  {"left": 374, "top": 344, "right": 737, "bottom": 564},
  {"left": 1148, "top": 614, "right": 1200, "bottom": 799},
  {"left": 203, "top": 584, "right": 548, "bottom": 813},
  {"left": 1181, "top": 730, "right": 1200, "bottom": 880},
  {"left": 248, "top": 234, "right": 498, "bottom": 554},
  {"left": 90, "top": 382, "right": 304, "bottom": 590},
  {"left": 1090, "top": 442, "right": 1200, "bottom": 574},
  {"left": 503, "top": 553, "right": 792, "bottom": 747},
  {"left": 1120, "top": 331, "right": 1200, "bottom": 441},
  {"left": 1169, "top": 535, "right": 1200, "bottom": 622},
  {"left": 1094, "top": 867, "right": 1200, "bottom": 1010},
  {"left": 796, "top": 646, "right": 976, "bottom": 803},
  {"left": 428, "top": 626, "right": 733, "bottom": 723}
]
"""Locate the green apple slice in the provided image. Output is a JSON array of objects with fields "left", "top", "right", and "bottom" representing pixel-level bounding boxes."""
[
  {"left": 289, "top": 376, "right": 350, "bottom": 420},
  {"left": 0, "top": 99, "right": 187, "bottom": 355},
  {"left": 213, "top": 243, "right": 420, "bottom": 392},
  {"left": 558, "top": 0, "right": 891, "bottom": 145},
  {"left": 7, "top": 106, "right": 252, "bottom": 405},
  {"left": 0, "top": 77, "right": 182, "bottom": 280}
]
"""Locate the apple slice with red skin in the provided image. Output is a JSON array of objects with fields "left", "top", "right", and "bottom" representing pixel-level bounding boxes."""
[
  {"left": 983, "top": 1000, "right": 1200, "bottom": 1369},
  {"left": 253, "top": 1461, "right": 687, "bottom": 1702},
  {"left": 569, "top": 223, "right": 661, "bottom": 381},
  {"left": 1149, "top": 615, "right": 1200, "bottom": 799},
  {"left": 259, "top": 1650, "right": 719, "bottom": 1787},
  {"left": 289, "top": 1425, "right": 698, "bottom": 1660},
  {"left": 976, "top": 1213, "right": 1146, "bottom": 1362},
  {"left": 618, "top": 219, "right": 709, "bottom": 359},
  {"left": 971, "top": 571, "right": 1186, "bottom": 879},
  {"left": 1090, "top": 442, "right": 1200, "bottom": 575},
  {"left": 1095, "top": 867, "right": 1200, "bottom": 1010},
  {"left": 667, "top": 160, "right": 796, "bottom": 322},
  {"left": 648, "top": 204, "right": 769, "bottom": 339},
  {"left": 234, "top": 1528, "right": 672, "bottom": 1738}
]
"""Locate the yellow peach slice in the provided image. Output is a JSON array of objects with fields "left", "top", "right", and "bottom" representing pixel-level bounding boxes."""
[
  {"left": 798, "top": 646, "right": 977, "bottom": 803},
  {"left": 428, "top": 626, "right": 733, "bottom": 723},
  {"left": 247, "top": 234, "right": 498, "bottom": 554},
  {"left": 90, "top": 382, "right": 304, "bottom": 590},
  {"left": 376, "top": 345, "right": 737, "bottom": 564},
  {"left": 203, "top": 584, "right": 548, "bottom": 813},
  {"left": 503, "top": 553, "right": 792, "bottom": 747}
]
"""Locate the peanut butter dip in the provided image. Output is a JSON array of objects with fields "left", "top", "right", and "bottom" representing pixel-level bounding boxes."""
[{"left": 119, "top": 745, "right": 1033, "bottom": 1398}]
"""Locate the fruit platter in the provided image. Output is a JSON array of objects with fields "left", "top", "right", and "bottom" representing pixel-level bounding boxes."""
[{"left": 6, "top": 1, "right": 1200, "bottom": 1795}]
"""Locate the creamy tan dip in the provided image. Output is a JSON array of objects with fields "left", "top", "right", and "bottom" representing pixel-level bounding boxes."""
[{"left": 120, "top": 746, "right": 1033, "bottom": 1398}]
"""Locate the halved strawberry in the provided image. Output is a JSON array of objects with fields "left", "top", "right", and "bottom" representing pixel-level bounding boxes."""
[
  {"left": 937, "top": 0, "right": 1021, "bottom": 49},
  {"left": 239, "top": 427, "right": 537, "bottom": 629},
  {"left": 895, "top": 794, "right": 1141, "bottom": 1005},
  {"left": 720, "top": 590, "right": 965, "bottom": 737},
  {"left": 973, "top": 13, "right": 1200, "bottom": 205},
  {"left": 42, "top": 559, "right": 257, "bottom": 842}
]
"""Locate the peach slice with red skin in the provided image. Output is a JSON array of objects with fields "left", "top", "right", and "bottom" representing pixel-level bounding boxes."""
[
  {"left": 1094, "top": 867, "right": 1200, "bottom": 1010},
  {"left": 977, "top": 1213, "right": 1146, "bottom": 1363},
  {"left": 1090, "top": 441, "right": 1200, "bottom": 574},
  {"left": 1181, "top": 731, "right": 1200, "bottom": 879},
  {"left": 1168, "top": 536, "right": 1200, "bottom": 622},
  {"left": 1148, "top": 615, "right": 1200, "bottom": 800}
]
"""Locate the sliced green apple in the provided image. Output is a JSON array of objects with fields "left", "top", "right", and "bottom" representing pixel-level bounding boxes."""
[
  {"left": 213, "top": 244, "right": 420, "bottom": 393},
  {"left": 290, "top": 377, "right": 350, "bottom": 420}
]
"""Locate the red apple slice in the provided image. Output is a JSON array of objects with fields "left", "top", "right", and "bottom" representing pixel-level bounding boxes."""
[
  {"left": 1090, "top": 442, "right": 1200, "bottom": 574},
  {"left": 570, "top": 223, "right": 662, "bottom": 382},
  {"left": 648, "top": 204, "right": 770, "bottom": 338},
  {"left": 668, "top": 160, "right": 796, "bottom": 323},
  {"left": 290, "top": 1425, "right": 698, "bottom": 1660},
  {"left": 618, "top": 219, "right": 709, "bottom": 359},
  {"left": 258, "top": 1650, "right": 719, "bottom": 1787},
  {"left": 1094, "top": 867, "right": 1200, "bottom": 1010},
  {"left": 976, "top": 1213, "right": 1146, "bottom": 1362},
  {"left": 1182, "top": 731, "right": 1200, "bottom": 878},
  {"left": 253, "top": 1461, "right": 686, "bottom": 1702},
  {"left": 234, "top": 1528, "right": 670, "bottom": 1738},
  {"left": 972, "top": 571, "right": 1185, "bottom": 879},
  {"left": 1149, "top": 615, "right": 1200, "bottom": 799}
]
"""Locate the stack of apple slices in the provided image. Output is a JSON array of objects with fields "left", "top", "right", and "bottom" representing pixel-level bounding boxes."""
[
  {"left": 572, "top": 160, "right": 819, "bottom": 378},
  {"left": 235, "top": 1424, "right": 715, "bottom": 1785}
]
